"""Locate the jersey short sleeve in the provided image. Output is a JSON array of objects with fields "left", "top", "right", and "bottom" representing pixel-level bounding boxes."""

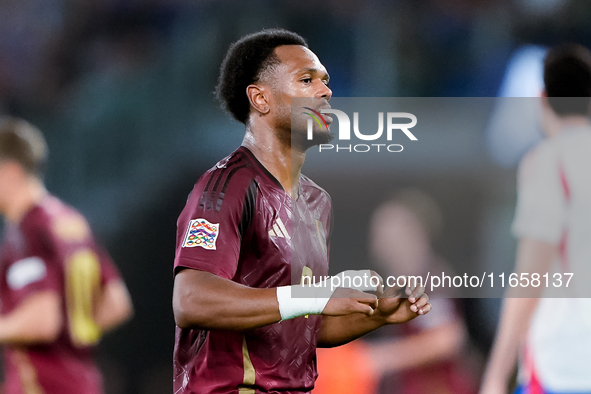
[
  {"left": 174, "top": 166, "right": 254, "bottom": 280},
  {"left": 4, "top": 228, "right": 61, "bottom": 304},
  {"left": 512, "top": 142, "right": 567, "bottom": 243}
]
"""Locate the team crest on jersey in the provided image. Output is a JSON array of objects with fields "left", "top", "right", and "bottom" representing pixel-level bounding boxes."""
[{"left": 183, "top": 218, "right": 220, "bottom": 250}]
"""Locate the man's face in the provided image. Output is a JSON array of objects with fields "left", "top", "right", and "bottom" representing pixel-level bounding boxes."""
[
  {"left": 369, "top": 203, "right": 430, "bottom": 276},
  {"left": 266, "top": 45, "right": 333, "bottom": 148}
]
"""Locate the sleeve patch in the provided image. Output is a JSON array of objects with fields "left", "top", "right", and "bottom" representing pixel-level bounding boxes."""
[
  {"left": 7, "top": 257, "right": 47, "bottom": 290},
  {"left": 182, "top": 219, "right": 220, "bottom": 250}
]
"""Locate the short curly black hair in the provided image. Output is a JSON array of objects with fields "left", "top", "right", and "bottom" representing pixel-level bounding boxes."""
[
  {"left": 544, "top": 43, "right": 591, "bottom": 116},
  {"left": 215, "top": 28, "right": 308, "bottom": 124}
]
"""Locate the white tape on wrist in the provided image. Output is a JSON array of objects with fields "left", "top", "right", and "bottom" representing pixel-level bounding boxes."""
[
  {"left": 276, "top": 274, "right": 339, "bottom": 321},
  {"left": 276, "top": 285, "right": 331, "bottom": 321}
]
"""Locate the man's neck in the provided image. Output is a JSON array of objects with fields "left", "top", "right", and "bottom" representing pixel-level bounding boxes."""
[
  {"left": 545, "top": 114, "right": 591, "bottom": 138},
  {"left": 242, "top": 123, "right": 305, "bottom": 197},
  {"left": 558, "top": 115, "right": 591, "bottom": 129},
  {"left": 4, "top": 178, "right": 47, "bottom": 224}
]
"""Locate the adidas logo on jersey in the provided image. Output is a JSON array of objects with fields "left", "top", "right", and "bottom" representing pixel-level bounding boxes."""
[{"left": 269, "top": 217, "right": 291, "bottom": 240}]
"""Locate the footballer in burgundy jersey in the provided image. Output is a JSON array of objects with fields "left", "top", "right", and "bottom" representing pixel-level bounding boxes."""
[
  {"left": 173, "top": 147, "right": 332, "bottom": 393},
  {"left": 0, "top": 195, "right": 121, "bottom": 394},
  {"left": 173, "top": 28, "right": 432, "bottom": 394}
]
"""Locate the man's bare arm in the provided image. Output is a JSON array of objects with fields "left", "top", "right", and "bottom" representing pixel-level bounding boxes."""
[
  {"left": 368, "top": 320, "right": 466, "bottom": 375},
  {"left": 480, "top": 237, "right": 558, "bottom": 394},
  {"left": 173, "top": 269, "right": 378, "bottom": 331},
  {"left": 0, "top": 290, "right": 62, "bottom": 344},
  {"left": 94, "top": 279, "right": 133, "bottom": 332}
]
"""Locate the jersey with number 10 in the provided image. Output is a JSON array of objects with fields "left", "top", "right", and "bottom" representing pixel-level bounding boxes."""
[
  {"left": 0, "top": 195, "right": 121, "bottom": 394},
  {"left": 173, "top": 146, "right": 333, "bottom": 393}
]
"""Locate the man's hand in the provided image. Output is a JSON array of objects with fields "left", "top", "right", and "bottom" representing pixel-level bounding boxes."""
[
  {"left": 322, "top": 287, "right": 378, "bottom": 317},
  {"left": 316, "top": 277, "right": 431, "bottom": 348},
  {"left": 375, "top": 280, "right": 431, "bottom": 325}
]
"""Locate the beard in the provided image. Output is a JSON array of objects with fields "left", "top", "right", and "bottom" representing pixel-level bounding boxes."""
[
  {"left": 270, "top": 94, "right": 334, "bottom": 151},
  {"left": 287, "top": 102, "right": 334, "bottom": 151},
  {"left": 288, "top": 115, "right": 334, "bottom": 151},
  {"left": 308, "top": 125, "right": 334, "bottom": 145}
]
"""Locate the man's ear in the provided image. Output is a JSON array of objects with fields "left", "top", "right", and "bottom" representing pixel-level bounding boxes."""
[
  {"left": 0, "top": 161, "right": 26, "bottom": 185},
  {"left": 246, "top": 84, "right": 270, "bottom": 117},
  {"left": 540, "top": 89, "right": 560, "bottom": 137},
  {"left": 541, "top": 90, "right": 551, "bottom": 110}
]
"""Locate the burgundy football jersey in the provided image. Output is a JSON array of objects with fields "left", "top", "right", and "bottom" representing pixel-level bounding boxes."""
[
  {"left": 0, "top": 195, "right": 121, "bottom": 394},
  {"left": 174, "top": 146, "right": 332, "bottom": 393}
]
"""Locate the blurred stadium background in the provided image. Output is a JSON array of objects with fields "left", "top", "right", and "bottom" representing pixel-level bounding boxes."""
[{"left": 1, "top": 0, "right": 590, "bottom": 392}]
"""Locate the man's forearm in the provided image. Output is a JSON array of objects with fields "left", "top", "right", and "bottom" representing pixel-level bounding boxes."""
[
  {"left": 367, "top": 321, "right": 465, "bottom": 375},
  {"left": 95, "top": 279, "right": 134, "bottom": 332},
  {"left": 0, "top": 291, "right": 62, "bottom": 345},
  {"left": 317, "top": 313, "right": 385, "bottom": 348},
  {"left": 481, "top": 297, "right": 538, "bottom": 389},
  {"left": 173, "top": 269, "right": 282, "bottom": 331},
  {"left": 173, "top": 269, "right": 381, "bottom": 332},
  {"left": 482, "top": 238, "right": 557, "bottom": 391}
]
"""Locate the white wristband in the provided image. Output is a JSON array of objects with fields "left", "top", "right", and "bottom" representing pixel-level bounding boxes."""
[
  {"left": 276, "top": 285, "right": 330, "bottom": 321},
  {"left": 276, "top": 274, "right": 337, "bottom": 321}
]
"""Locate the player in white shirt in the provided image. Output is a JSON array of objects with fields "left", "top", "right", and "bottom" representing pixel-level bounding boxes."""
[{"left": 480, "top": 44, "right": 591, "bottom": 394}]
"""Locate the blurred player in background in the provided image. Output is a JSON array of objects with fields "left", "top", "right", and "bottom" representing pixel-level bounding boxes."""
[
  {"left": 0, "top": 118, "right": 133, "bottom": 394},
  {"left": 172, "top": 29, "right": 431, "bottom": 393},
  {"left": 315, "top": 189, "right": 478, "bottom": 394},
  {"left": 480, "top": 44, "right": 591, "bottom": 394}
]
